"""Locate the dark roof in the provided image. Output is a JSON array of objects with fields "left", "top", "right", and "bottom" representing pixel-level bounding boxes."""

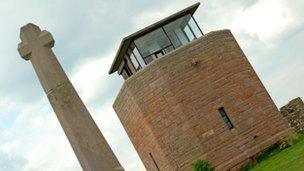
[{"left": 109, "top": 2, "right": 201, "bottom": 74}]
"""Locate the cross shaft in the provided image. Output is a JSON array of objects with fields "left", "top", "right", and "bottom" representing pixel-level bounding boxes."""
[{"left": 17, "top": 23, "right": 124, "bottom": 171}]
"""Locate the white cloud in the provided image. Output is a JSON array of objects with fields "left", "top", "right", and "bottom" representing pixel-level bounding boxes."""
[
  {"left": 0, "top": 98, "right": 82, "bottom": 171},
  {"left": 0, "top": 54, "right": 145, "bottom": 170},
  {"left": 70, "top": 54, "right": 114, "bottom": 103},
  {"left": 264, "top": 58, "right": 304, "bottom": 107},
  {"left": 70, "top": 55, "right": 145, "bottom": 170},
  {"left": 92, "top": 101, "right": 146, "bottom": 171},
  {"left": 0, "top": 150, "right": 27, "bottom": 171},
  {"left": 0, "top": 0, "right": 303, "bottom": 170},
  {"left": 23, "top": 136, "right": 79, "bottom": 171},
  {"left": 232, "top": 0, "right": 294, "bottom": 45},
  {"left": 1, "top": 141, "right": 20, "bottom": 155},
  {"left": 132, "top": 0, "right": 197, "bottom": 30},
  {"left": 0, "top": 98, "right": 16, "bottom": 117}
]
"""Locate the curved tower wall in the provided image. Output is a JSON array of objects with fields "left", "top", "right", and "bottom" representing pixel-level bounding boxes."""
[{"left": 114, "top": 30, "right": 292, "bottom": 170}]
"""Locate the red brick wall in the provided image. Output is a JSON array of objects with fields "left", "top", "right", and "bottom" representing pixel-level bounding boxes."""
[{"left": 113, "top": 30, "right": 293, "bottom": 171}]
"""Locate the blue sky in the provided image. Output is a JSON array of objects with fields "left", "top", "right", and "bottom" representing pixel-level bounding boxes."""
[{"left": 0, "top": 0, "right": 303, "bottom": 170}]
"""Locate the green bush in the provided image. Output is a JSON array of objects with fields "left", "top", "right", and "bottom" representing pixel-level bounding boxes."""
[
  {"left": 192, "top": 160, "right": 214, "bottom": 171},
  {"left": 277, "top": 136, "right": 300, "bottom": 151},
  {"left": 278, "top": 139, "right": 288, "bottom": 150}
]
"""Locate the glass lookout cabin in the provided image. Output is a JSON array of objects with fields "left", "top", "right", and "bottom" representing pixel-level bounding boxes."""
[{"left": 109, "top": 3, "right": 203, "bottom": 79}]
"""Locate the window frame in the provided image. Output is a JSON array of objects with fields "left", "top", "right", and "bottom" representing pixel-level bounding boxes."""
[
  {"left": 218, "top": 107, "right": 234, "bottom": 130},
  {"left": 122, "top": 13, "right": 204, "bottom": 74}
]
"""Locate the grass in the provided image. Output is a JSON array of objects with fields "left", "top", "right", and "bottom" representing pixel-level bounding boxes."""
[{"left": 250, "top": 134, "right": 304, "bottom": 171}]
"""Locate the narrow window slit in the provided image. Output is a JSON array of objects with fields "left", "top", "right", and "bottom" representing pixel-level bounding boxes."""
[
  {"left": 218, "top": 107, "right": 234, "bottom": 129},
  {"left": 149, "top": 152, "right": 160, "bottom": 171}
]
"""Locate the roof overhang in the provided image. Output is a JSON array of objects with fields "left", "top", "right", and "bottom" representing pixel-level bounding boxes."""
[{"left": 109, "top": 2, "right": 201, "bottom": 74}]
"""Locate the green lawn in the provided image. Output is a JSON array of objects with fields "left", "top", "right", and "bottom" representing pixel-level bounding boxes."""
[{"left": 250, "top": 134, "right": 304, "bottom": 171}]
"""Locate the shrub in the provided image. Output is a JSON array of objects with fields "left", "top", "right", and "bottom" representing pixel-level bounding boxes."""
[
  {"left": 278, "top": 138, "right": 290, "bottom": 150},
  {"left": 277, "top": 136, "right": 299, "bottom": 151},
  {"left": 192, "top": 160, "right": 214, "bottom": 171}
]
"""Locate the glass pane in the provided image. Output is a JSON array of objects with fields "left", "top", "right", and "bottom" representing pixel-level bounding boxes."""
[
  {"left": 166, "top": 31, "right": 182, "bottom": 48},
  {"left": 129, "top": 53, "right": 140, "bottom": 71},
  {"left": 155, "top": 51, "right": 164, "bottom": 58},
  {"left": 163, "top": 14, "right": 193, "bottom": 47},
  {"left": 163, "top": 45, "right": 174, "bottom": 54},
  {"left": 127, "top": 48, "right": 140, "bottom": 69},
  {"left": 184, "top": 25, "right": 195, "bottom": 41},
  {"left": 176, "top": 29, "right": 189, "bottom": 44},
  {"left": 123, "top": 63, "right": 132, "bottom": 77},
  {"left": 134, "top": 28, "right": 172, "bottom": 59},
  {"left": 132, "top": 45, "right": 146, "bottom": 66},
  {"left": 218, "top": 107, "right": 234, "bottom": 129},
  {"left": 144, "top": 54, "right": 156, "bottom": 64},
  {"left": 188, "top": 16, "right": 202, "bottom": 38}
]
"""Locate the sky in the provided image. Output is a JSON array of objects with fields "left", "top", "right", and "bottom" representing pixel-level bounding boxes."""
[{"left": 0, "top": 0, "right": 303, "bottom": 170}]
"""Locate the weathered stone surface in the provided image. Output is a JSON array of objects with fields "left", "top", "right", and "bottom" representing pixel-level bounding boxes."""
[
  {"left": 113, "top": 30, "right": 293, "bottom": 170},
  {"left": 18, "top": 23, "right": 123, "bottom": 171},
  {"left": 280, "top": 97, "right": 304, "bottom": 133},
  {"left": 18, "top": 23, "right": 68, "bottom": 93}
]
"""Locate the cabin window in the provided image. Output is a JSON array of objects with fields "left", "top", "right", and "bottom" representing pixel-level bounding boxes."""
[
  {"left": 127, "top": 50, "right": 141, "bottom": 71},
  {"left": 115, "top": 11, "right": 204, "bottom": 79},
  {"left": 184, "top": 24, "right": 195, "bottom": 41},
  {"left": 123, "top": 59, "right": 132, "bottom": 77},
  {"left": 134, "top": 27, "right": 174, "bottom": 64},
  {"left": 188, "top": 15, "right": 202, "bottom": 38},
  {"left": 218, "top": 107, "right": 234, "bottom": 129},
  {"left": 163, "top": 14, "right": 202, "bottom": 48},
  {"left": 128, "top": 42, "right": 146, "bottom": 67}
]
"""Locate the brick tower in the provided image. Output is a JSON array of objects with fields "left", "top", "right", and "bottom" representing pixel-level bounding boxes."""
[{"left": 109, "top": 3, "right": 293, "bottom": 170}]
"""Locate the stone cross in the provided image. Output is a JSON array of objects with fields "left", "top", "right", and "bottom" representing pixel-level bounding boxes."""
[{"left": 18, "top": 23, "right": 124, "bottom": 171}]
